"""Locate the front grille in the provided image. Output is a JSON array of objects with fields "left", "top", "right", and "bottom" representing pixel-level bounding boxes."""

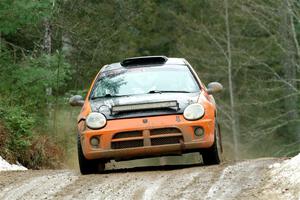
[
  {"left": 110, "top": 127, "right": 183, "bottom": 149},
  {"left": 150, "top": 128, "right": 181, "bottom": 136},
  {"left": 111, "top": 140, "right": 143, "bottom": 149},
  {"left": 113, "top": 131, "right": 143, "bottom": 139},
  {"left": 151, "top": 136, "right": 183, "bottom": 146}
]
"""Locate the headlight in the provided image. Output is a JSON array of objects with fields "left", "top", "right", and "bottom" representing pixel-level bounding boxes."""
[
  {"left": 183, "top": 104, "right": 205, "bottom": 120},
  {"left": 86, "top": 112, "right": 106, "bottom": 129}
]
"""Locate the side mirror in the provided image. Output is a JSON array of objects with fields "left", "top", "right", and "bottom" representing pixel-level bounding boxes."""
[
  {"left": 207, "top": 82, "right": 223, "bottom": 95},
  {"left": 69, "top": 95, "right": 84, "bottom": 106}
]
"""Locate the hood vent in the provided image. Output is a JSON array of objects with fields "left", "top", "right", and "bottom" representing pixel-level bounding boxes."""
[{"left": 120, "top": 56, "right": 168, "bottom": 67}]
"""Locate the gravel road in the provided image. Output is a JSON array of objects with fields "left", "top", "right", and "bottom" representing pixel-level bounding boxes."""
[{"left": 0, "top": 157, "right": 298, "bottom": 200}]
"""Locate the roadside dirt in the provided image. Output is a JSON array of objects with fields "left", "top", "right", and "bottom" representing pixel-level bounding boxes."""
[{"left": 0, "top": 158, "right": 298, "bottom": 200}]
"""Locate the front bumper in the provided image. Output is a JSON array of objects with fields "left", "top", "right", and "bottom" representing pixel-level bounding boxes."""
[{"left": 80, "top": 114, "right": 215, "bottom": 160}]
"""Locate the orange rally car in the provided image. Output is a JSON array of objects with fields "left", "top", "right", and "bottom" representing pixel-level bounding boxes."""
[{"left": 70, "top": 56, "right": 223, "bottom": 174}]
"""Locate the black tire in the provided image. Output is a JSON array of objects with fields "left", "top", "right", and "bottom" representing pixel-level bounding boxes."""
[
  {"left": 201, "top": 122, "right": 222, "bottom": 165},
  {"left": 77, "top": 134, "right": 105, "bottom": 174}
]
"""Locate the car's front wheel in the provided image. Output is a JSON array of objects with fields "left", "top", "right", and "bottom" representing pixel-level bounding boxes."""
[
  {"left": 77, "top": 134, "right": 105, "bottom": 174},
  {"left": 201, "top": 122, "right": 222, "bottom": 165}
]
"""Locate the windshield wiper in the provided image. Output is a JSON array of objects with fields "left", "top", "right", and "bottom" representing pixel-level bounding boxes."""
[
  {"left": 91, "top": 94, "right": 128, "bottom": 100},
  {"left": 91, "top": 90, "right": 191, "bottom": 100},
  {"left": 147, "top": 90, "right": 191, "bottom": 94}
]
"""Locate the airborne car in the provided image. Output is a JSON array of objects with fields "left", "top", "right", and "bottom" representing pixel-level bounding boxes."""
[{"left": 70, "top": 56, "right": 223, "bottom": 174}]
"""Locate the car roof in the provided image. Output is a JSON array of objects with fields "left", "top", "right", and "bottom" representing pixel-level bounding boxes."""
[{"left": 100, "top": 56, "right": 188, "bottom": 72}]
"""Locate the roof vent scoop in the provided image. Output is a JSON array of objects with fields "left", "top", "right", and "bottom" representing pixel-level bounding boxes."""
[{"left": 121, "top": 56, "right": 168, "bottom": 67}]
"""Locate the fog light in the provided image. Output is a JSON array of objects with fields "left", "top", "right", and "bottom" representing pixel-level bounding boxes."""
[
  {"left": 90, "top": 137, "right": 100, "bottom": 147},
  {"left": 194, "top": 127, "right": 204, "bottom": 137}
]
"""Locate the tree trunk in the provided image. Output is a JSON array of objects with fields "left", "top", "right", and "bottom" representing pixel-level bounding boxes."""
[
  {"left": 43, "top": 19, "right": 52, "bottom": 54},
  {"left": 0, "top": 32, "right": 1, "bottom": 56},
  {"left": 224, "top": 0, "right": 239, "bottom": 160},
  {"left": 280, "top": 0, "right": 300, "bottom": 142}
]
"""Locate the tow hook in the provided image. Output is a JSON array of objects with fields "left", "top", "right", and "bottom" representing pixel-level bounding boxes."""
[{"left": 179, "top": 139, "right": 185, "bottom": 150}]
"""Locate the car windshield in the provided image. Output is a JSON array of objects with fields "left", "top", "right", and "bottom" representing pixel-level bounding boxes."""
[{"left": 90, "top": 65, "right": 200, "bottom": 99}]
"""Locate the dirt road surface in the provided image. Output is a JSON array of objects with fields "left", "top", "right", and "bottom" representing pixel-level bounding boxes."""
[{"left": 0, "top": 157, "right": 299, "bottom": 200}]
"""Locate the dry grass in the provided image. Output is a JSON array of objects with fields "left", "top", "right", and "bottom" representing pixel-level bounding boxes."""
[
  {"left": 0, "top": 121, "right": 64, "bottom": 169},
  {"left": 24, "top": 135, "right": 65, "bottom": 169},
  {"left": 0, "top": 122, "right": 14, "bottom": 162},
  {"left": 0, "top": 123, "right": 6, "bottom": 149}
]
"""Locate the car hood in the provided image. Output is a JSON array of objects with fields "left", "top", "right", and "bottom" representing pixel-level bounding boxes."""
[{"left": 90, "top": 92, "right": 200, "bottom": 119}]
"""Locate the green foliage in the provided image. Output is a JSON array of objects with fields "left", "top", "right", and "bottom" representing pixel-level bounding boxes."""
[
  {"left": 0, "top": 0, "right": 69, "bottom": 168},
  {"left": 0, "top": 101, "right": 63, "bottom": 168},
  {"left": 0, "top": 51, "right": 72, "bottom": 111},
  {"left": 0, "top": 0, "right": 53, "bottom": 34},
  {"left": 0, "top": 49, "right": 70, "bottom": 167},
  {"left": 0, "top": 101, "right": 34, "bottom": 161}
]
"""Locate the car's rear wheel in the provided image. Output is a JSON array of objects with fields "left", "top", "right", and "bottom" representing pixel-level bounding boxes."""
[
  {"left": 201, "top": 122, "right": 222, "bottom": 165},
  {"left": 77, "top": 134, "right": 105, "bottom": 174}
]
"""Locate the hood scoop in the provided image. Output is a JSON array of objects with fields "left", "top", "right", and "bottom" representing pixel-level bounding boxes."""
[{"left": 111, "top": 101, "right": 179, "bottom": 114}]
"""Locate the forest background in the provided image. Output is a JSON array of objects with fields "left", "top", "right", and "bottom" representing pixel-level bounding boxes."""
[{"left": 0, "top": 0, "right": 299, "bottom": 168}]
